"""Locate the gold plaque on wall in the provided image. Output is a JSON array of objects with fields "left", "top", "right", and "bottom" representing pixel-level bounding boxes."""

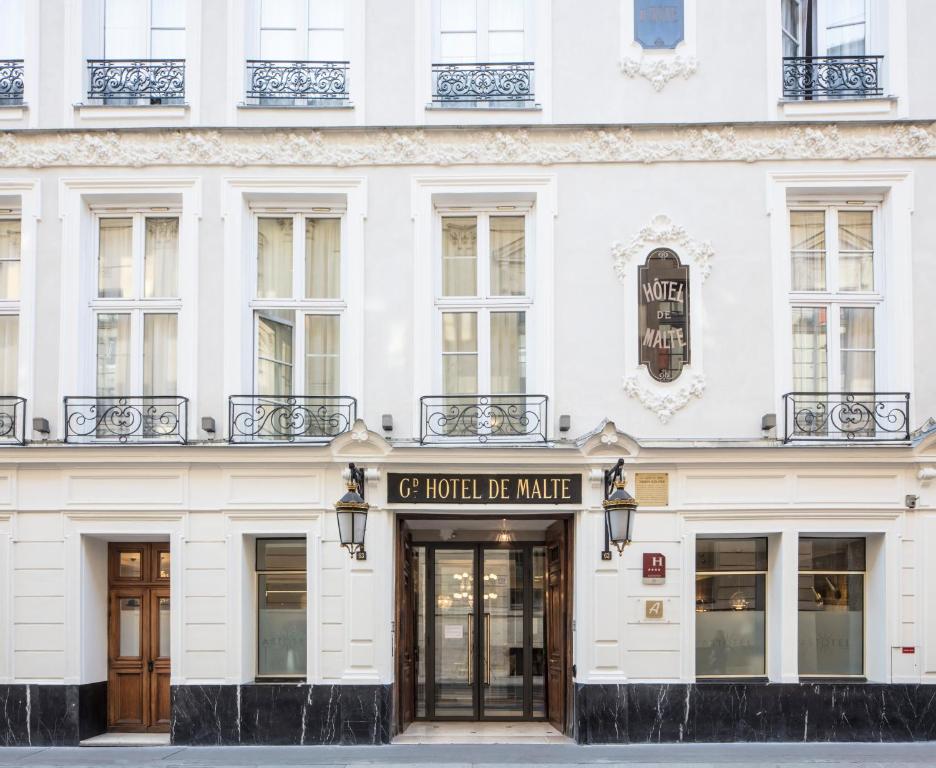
[
  {"left": 645, "top": 599, "right": 664, "bottom": 620},
  {"left": 635, "top": 472, "right": 669, "bottom": 506}
]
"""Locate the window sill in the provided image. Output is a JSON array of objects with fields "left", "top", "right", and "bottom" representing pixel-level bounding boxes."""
[
  {"left": 239, "top": 101, "right": 353, "bottom": 110},
  {"left": 426, "top": 102, "right": 541, "bottom": 111},
  {"left": 778, "top": 95, "right": 897, "bottom": 119},
  {"left": 0, "top": 103, "right": 27, "bottom": 121},
  {"left": 75, "top": 103, "right": 189, "bottom": 120}
]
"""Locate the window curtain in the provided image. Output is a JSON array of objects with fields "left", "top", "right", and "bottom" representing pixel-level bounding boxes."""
[
  {"left": 144, "top": 218, "right": 179, "bottom": 298},
  {"left": 490, "top": 311, "right": 526, "bottom": 394},
  {"left": 257, "top": 218, "right": 294, "bottom": 299},
  {"left": 143, "top": 313, "right": 178, "bottom": 396},
  {"left": 304, "top": 314, "right": 339, "bottom": 396},
  {"left": 0, "top": 314, "right": 18, "bottom": 395},
  {"left": 98, "top": 218, "right": 133, "bottom": 299},
  {"left": 305, "top": 218, "right": 340, "bottom": 298},
  {"left": 442, "top": 217, "right": 477, "bottom": 297},
  {"left": 489, "top": 216, "right": 525, "bottom": 296},
  {"left": 442, "top": 311, "right": 478, "bottom": 394},
  {"left": 0, "top": 220, "right": 21, "bottom": 301},
  {"left": 96, "top": 313, "right": 131, "bottom": 396}
]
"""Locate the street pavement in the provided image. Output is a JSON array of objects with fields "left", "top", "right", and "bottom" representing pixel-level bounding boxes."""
[{"left": 0, "top": 742, "right": 935, "bottom": 768}]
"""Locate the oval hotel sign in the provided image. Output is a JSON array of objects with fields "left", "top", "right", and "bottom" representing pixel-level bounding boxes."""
[
  {"left": 638, "top": 248, "right": 690, "bottom": 382},
  {"left": 634, "top": 0, "right": 685, "bottom": 49}
]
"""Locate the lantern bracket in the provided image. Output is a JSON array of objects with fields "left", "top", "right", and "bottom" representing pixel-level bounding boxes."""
[{"left": 602, "top": 458, "right": 627, "bottom": 560}]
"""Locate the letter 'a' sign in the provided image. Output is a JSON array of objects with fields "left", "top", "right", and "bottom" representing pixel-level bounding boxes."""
[
  {"left": 634, "top": 0, "right": 685, "bottom": 49},
  {"left": 638, "top": 248, "right": 690, "bottom": 382}
]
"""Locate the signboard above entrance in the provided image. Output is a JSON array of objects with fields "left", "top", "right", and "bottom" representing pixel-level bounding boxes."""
[{"left": 387, "top": 473, "right": 582, "bottom": 505}]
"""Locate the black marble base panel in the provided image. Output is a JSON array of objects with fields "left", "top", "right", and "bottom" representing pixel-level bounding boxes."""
[
  {"left": 575, "top": 682, "right": 936, "bottom": 743},
  {"left": 0, "top": 682, "right": 107, "bottom": 746},
  {"left": 171, "top": 683, "right": 392, "bottom": 745}
]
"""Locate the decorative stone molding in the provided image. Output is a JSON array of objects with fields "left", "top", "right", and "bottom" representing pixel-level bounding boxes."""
[
  {"left": 620, "top": 54, "right": 697, "bottom": 91},
  {"left": 623, "top": 373, "right": 706, "bottom": 424},
  {"left": 611, "top": 214, "right": 714, "bottom": 283},
  {"left": 0, "top": 123, "right": 935, "bottom": 168}
]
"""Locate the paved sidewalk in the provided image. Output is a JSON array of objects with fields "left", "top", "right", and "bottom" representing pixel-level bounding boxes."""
[{"left": 1, "top": 742, "right": 936, "bottom": 767}]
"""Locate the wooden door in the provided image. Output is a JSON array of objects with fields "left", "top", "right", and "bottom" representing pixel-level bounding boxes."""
[
  {"left": 396, "top": 523, "right": 417, "bottom": 732},
  {"left": 545, "top": 521, "right": 566, "bottom": 733},
  {"left": 107, "top": 543, "right": 170, "bottom": 732}
]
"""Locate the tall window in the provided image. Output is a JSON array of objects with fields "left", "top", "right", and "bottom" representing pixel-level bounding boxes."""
[
  {"left": 789, "top": 205, "right": 878, "bottom": 397},
  {"left": 258, "top": 0, "right": 345, "bottom": 61},
  {"left": 437, "top": 211, "right": 529, "bottom": 396},
  {"left": 256, "top": 538, "right": 307, "bottom": 679},
  {"left": 104, "top": 0, "right": 185, "bottom": 59},
  {"left": 782, "top": 0, "right": 869, "bottom": 57},
  {"left": 798, "top": 537, "right": 865, "bottom": 677},
  {"left": 0, "top": 0, "right": 25, "bottom": 60},
  {"left": 0, "top": 217, "right": 20, "bottom": 395},
  {"left": 93, "top": 214, "right": 180, "bottom": 397},
  {"left": 252, "top": 214, "right": 342, "bottom": 396},
  {"left": 695, "top": 538, "right": 768, "bottom": 678},
  {"left": 434, "top": 0, "right": 530, "bottom": 62}
]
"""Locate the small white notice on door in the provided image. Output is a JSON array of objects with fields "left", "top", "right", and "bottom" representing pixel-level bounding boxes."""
[{"left": 444, "top": 624, "right": 463, "bottom": 640}]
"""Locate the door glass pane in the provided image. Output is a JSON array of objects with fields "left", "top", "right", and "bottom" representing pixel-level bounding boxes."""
[
  {"left": 0, "top": 315, "right": 18, "bottom": 395},
  {"left": 119, "top": 596, "right": 142, "bottom": 657},
  {"left": 261, "top": 0, "right": 299, "bottom": 27},
  {"left": 119, "top": 551, "right": 142, "bottom": 578},
  {"left": 441, "top": 0, "right": 476, "bottom": 29},
  {"left": 96, "top": 313, "right": 131, "bottom": 396},
  {"left": 0, "top": 0, "right": 25, "bottom": 58},
  {"left": 158, "top": 551, "right": 170, "bottom": 578},
  {"left": 838, "top": 211, "right": 873, "bottom": 291},
  {"left": 440, "top": 32, "right": 476, "bottom": 62},
  {"left": 257, "top": 218, "right": 293, "bottom": 299},
  {"left": 434, "top": 549, "right": 475, "bottom": 717},
  {"left": 304, "top": 314, "right": 339, "bottom": 396},
  {"left": 490, "top": 312, "right": 525, "bottom": 394},
  {"left": 442, "top": 312, "right": 478, "bottom": 394},
  {"left": 482, "top": 548, "right": 524, "bottom": 717},
  {"left": 531, "top": 546, "right": 545, "bottom": 717},
  {"left": 158, "top": 597, "right": 170, "bottom": 657},
  {"left": 695, "top": 574, "right": 767, "bottom": 676},
  {"left": 824, "top": 0, "right": 865, "bottom": 56},
  {"left": 415, "top": 545, "right": 427, "bottom": 718},
  {"left": 257, "top": 309, "right": 294, "bottom": 395},
  {"left": 790, "top": 211, "right": 826, "bottom": 291},
  {"left": 260, "top": 28, "right": 299, "bottom": 59},
  {"left": 799, "top": 537, "right": 866, "bottom": 571},
  {"left": 490, "top": 216, "right": 525, "bottom": 296},
  {"left": 442, "top": 217, "right": 477, "bottom": 296},
  {"left": 257, "top": 539, "right": 307, "bottom": 571},
  {"left": 0, "top": 220, "right": 21, "bottom": 301},
  {"left": 98, "top": 218, "right": 134, "bottom": 299},
  {"left": 150, "top": 28, "right": 185, "bottom": 58},
  {"left": 144, "top": 218, "right": 179, "bottom": 298},
  {"left": 258, "top": 573, "right": 307, "bottom": 676},
  {"left": 840, "top": 307, "right": 874, "bottom": 391},
  {"left": 489, "top": 32, "right": 524, "bottom": 61},
  {"left": 782, "top": 0, "right": 800, "bottom": 56},
  {"left": 305, "top": 218, "right": 340, "bottom": 298},
  {"left": 143, "top": 313, "right": 178, "bottom": 396},
  {"left": 309, "top": 0, "right": 343, "bottom": 27},
  {"left": 151, "top": 0, "right": 184, "bottom": 26},
  {"left": 791, "top": 307, "right": 827, "bottom": 392},
  {"left": 308, "top": 29, "right": 344, "bottom": 60},
  {"left": 798, "top": 574, "right": 864, "bottom": 675},
  {"left": 105, "top": 0, "right": 147, "bottom": 59}
]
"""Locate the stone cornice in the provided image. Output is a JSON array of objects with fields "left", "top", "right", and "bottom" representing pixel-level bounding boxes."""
[{"left": 0, "top": 122, "right": 935, "bottom": 168}]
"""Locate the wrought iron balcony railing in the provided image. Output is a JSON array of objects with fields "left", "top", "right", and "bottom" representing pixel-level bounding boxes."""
[
  {"left": 0, "top": 396, "right": 25, "bottom": 445},
  {"left": 229, "top": 395, "right": 357, "bottom": 443},
  {"left": 432, "top": 62, "right": 534, "bottom": 104},
  {"left": 421, "top": 394, "right": 548, "bottom": 445},
  {"left": 86, "top": 59, "right": 185, "bottom": 103},
  {"left": 64, "top": 396, "right": 188, "bottom": 444},
  {"left": 0, "top": 60, "right": 24, "bottom": 104},
  {"left": 782, "top": 55, "right": 883, "bottom": 99},
  {"left": 783, "top": 392, "right": 910, "bottom": 444},
  {"left": 245, "top": 60, "right": 349, "bottom": 103}
]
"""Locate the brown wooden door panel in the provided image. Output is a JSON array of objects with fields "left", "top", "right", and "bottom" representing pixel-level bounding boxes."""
[
  {"left": 108, "top": 670, "right": 145, "bottom": 727},
  {"left": 397, "top": 523, "right": 416, "bottom": 732},
  {"left": 545, "top": 521, "right": 566, "bottom": 733}
]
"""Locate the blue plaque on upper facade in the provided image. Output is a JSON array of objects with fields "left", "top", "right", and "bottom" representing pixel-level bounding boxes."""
[{"left": 634, "top": 0, "right": 684, "bottom": 49}]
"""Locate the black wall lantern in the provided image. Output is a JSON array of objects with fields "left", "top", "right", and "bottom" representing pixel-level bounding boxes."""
[
  {"left": 602, "top": 458, "right": 637, "bottom": 559},
  {"left": 335, "top": 463, "right": 368, "bottom": 560}
]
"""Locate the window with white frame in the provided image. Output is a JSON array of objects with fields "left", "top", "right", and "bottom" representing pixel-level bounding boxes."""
[
  {"left": 104, "top": 0, "right": 185, "bottom": 59},
  {"left": 0, "top": 216, "right": 20, "bottom": 396},
  {"left": 433, "top": 0, "right": 532, "bottom": 62},
  {"left": 92, "top": 212, "right": 180, "bottom": 398},
  {"left": 782, "top": 0, "right": 870, "bottom": 58},
  {"left": 256, "top": 0, "right": 345, "bottom": 61},
  {"left": 256, "top": 538, "right": 307, "bottom": 680},
  {"left": 435, "top": 209, "right": 529, "bottom": 397},
  {"left": 251, "top": 212, "right": 343, "bottom": 397},
  {"left": 788, "top": 203, "right": 880, "bottom": 402}
]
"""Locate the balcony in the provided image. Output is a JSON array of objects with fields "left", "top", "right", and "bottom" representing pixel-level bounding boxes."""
[
  {"left": 782, "top": 392, "right": 910, "bottom": 444},
  {"left": 420, "top": 394, "right": 548, "bottom": 445},
  {"left": 0, "top": 397, "right": 25, "bottom": 445},
  {"left": 782, "top": 55, "right": 883, "bottom": 99},
  {"left": 86, "top": 59, "right": 185, "bottom": 104},
  {"left": 229, "top": 395, "right": 357, "bottom": 444},
  {"left": 245, "top": 60, "right": 349, "bottom": 105},
  {"left": 431, "top": 62, "right": 535, "bottom": 106},
  {"left": 64, "top": 396, "right": 188, "bottom": 444},
  {"left": 0, "top": 60, "right": 23, "bottom": 105}
]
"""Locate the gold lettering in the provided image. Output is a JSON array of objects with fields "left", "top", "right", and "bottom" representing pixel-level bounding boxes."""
[
  {"left": 472, "top": 478, "right": 482, "bottom": 499},
  {"left": 499, "top": 478, "right": 509, "bottom": 499},
  {"left": 561, "top": 478, "right": 571, "bottom": 499},
  {"left": 489, "top": 478, "right": 499, "bottom": 499},
  {"left": 530, "top": 479, "right": 542, "bottom": 499},
  {"left": 517, "top": 477, "right": 530, "bottom": 498},
  {"left": 426, "top": 476, "right": 437, "bottom": 499},
  {"left": 399, "top": 477, "right": 412, "bottom": 499},
  {"left": 437, "top": 479, "right": 449, "bottom": 499},
  {"left": 460, "top": 478, "right": 471, "bottom": 500}
]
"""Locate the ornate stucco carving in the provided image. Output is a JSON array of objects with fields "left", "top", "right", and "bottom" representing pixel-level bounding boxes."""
[
  {"left": 623, "top": 373, "right": 706, "bottom": 424},
  {"left": 611, "top": 213, "right": 714, "bottom": 283},
  {"left": 620, "top": 54, "right": 698, "bottom": 91},
  {"left": 0, "top": 123, "right": 935, "bottom": 168}
]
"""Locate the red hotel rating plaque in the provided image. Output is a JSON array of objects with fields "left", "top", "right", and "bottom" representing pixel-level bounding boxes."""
[{"left": 643, "top": 552, "right": 666, "bottom": 584}]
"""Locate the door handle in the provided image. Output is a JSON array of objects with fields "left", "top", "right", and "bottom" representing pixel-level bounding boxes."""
[{"left": 147, "top": 660, "right": 154, "bottom": 672}]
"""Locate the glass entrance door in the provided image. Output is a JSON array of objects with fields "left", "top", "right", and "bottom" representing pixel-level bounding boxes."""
[{"left": 422, "top": 544, "right": 546, "bottom": 721}]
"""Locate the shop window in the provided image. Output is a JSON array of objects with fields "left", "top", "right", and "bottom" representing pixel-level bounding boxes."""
[
  {"left": 798, "top": 536, "right": 865, "bottom": 677},
  {"left": 256, "top": 538, "right": 307, "bottom": 679},
  {"left": 695, "top": 538, "right": 767, "bottom": 678}
]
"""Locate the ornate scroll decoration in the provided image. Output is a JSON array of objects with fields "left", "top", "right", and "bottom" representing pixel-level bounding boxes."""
[
  {"left": 620, "top": 53, "right": 697, "bottom": 91},
  {"left": 0, "top": 60, "right": 24, "bottom": 103},
  {"left": 783, "top": 56, "right": 883, "bottom": 100},
  {"left": 432, "top": 62, "right": 534, "bottom": 103},
  {"left": 611, "top": 214, "right": 713, "bottom": 283},
  {"left": 783, "top": 392, "right": 910, "bottom": 443},
  {"left": 64, "top": 397, "right": 188, "bottom": 444},
  {"left": 623, "top": 373, "right": 705, "bottom": 424},
  {"left": 86, "top": 59, "right": 185, "bottom": 101},
  {"left": 420, "top": 394, "right": 547, "bottom": 444},
  {"left": 245, "top": 61, "right": 349, "bottom": 101},
  {"left": 229, "top": 395, "right": 356, "bottom": 443}
]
